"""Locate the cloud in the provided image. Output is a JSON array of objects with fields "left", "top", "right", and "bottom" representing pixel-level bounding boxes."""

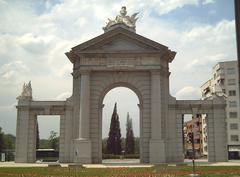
[
  {"left": 17, "top": 33, "right": 55, "bottom": 55},
  {"left": 0, "top": 0, "right": 6, "bottom": 5},
  {"left": 176, "top": 86, "right": 201, "bottom": 100},
  {"left": 124, "top": 0, "right": 214, "bottom": 16},
  {"left": 0, "top": 61, "right": 30, "bottom": 86},
  {"left": 202, "top": 0, "right": 215, "bottom": 5},
  {"left": 0, "top": 102, "right": 17, "bottom": 112},
  {"left": 169, "top": 19, "right": 236, "bottom": 96},
  {"left": 55, "top": 91, "right": 71, "bottom": 100}
]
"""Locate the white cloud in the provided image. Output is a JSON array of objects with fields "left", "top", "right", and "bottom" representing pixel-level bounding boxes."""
[
  {"left": 17, "top": 33, "right": 55, "bottom": 54},
  {"left": 0, "top": 61, "right": 30, "bottom": 86},
  {"left": 176, "top": 86, "right": 201, "bottom": 100},
  {"left": 0, "top": 0, "right": 7, "bottom": 5},
  {"left": 0, "top": 102, "right": 17, "bottom": 112},
  {"left": 123, "top": 0, "right": 215, "bottom": 16},
  {"left": 202, "top": 0, "right": 215, "bottom": 5},
  {"left": 169, "top": 19, "right": 236, "bottom": 96},
  {"left": 55, "top": 91, "right": 72, "bottom": 100}
]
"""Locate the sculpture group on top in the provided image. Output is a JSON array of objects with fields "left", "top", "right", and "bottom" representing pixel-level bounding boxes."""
[
  {"left": 103, "top": 6, "right": 138, "bottom": 32},
  {"left": 17, "top": 81, "right": 32, "bottom": 100}
]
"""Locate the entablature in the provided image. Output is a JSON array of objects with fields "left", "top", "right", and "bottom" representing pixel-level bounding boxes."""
[{"left": 17, "top": 101, "right": 72, "bottom": 115}]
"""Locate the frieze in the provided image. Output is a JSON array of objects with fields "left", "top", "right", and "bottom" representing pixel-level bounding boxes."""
[{"left": 79, "top": 57, "right": 160, "bottom": 67}]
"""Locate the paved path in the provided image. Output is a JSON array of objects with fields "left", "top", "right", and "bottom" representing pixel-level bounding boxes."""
[{"left": 0, "top": 159, "right": 240, "bottom": 168}]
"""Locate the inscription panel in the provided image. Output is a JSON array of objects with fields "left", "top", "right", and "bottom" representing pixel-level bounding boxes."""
[{"left": 79, "top": 57, "right": 161, "bottom": 67}]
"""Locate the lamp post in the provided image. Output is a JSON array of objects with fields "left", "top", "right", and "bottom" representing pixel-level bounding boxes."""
[
  {"left": 191, "top": 131, "right": 196, "bottom": 174},
  {"left": 234, "top": 0, "right": 240, "bottom": 96},
  {"left": 189, "top": 120, "right": 199, "bottom": 177}
]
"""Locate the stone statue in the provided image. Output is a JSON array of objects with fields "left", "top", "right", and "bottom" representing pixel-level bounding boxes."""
[
  {"left": 17, "top": 81, "right": 32, "bottom": 100},
  {"left": 103, "top": 6, "right": 139, "bottom": 32}
]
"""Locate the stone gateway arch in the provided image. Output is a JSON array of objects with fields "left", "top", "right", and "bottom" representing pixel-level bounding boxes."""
[{"left": 15, "top": 7, "right": 228, "bottom": 164}]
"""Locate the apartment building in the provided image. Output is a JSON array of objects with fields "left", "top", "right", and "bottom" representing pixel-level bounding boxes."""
[
  {"left": 201, "top": 60, "right": 240, "bottom": 159},
  {"left": 183, "top": 115, "right": 203, "bottom": 158}
]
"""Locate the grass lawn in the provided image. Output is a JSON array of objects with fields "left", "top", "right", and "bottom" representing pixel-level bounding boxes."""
[{"left": 0, "top": 166, "right": 239, "bottom": 177}]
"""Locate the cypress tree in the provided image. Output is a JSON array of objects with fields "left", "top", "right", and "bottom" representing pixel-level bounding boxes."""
[
  {"left": 106, "top": 103, "right": 122, "bottom": 155},
  {"left": 36, "top": 120, "right": 40, "bottom": 149},
  {"left": 0, "top": 127, "right": 4, "bottom": 153},
  {"left": 125, "top": 112, "right": 135, "bottom": 154}
]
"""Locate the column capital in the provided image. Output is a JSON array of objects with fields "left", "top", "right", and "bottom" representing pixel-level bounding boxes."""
[
  {"left": 150, "top": 68, "right": 170, "bottom": 77},
  {"left": 72, "top": 70, "right": 91, "bottom": 78},
  {"left": 71, "top": 70, "right": 81, "bottom": 78},
  {"left": 80, "top": 70, "right": 91, "bottom": 75},
  {"left": 150, "top": 70, "right": 161, "bottom": 75}
]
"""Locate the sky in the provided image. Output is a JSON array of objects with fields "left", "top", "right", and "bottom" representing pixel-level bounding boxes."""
[{"left": 0, "top": 0, "right": 237, "bottom": 139}]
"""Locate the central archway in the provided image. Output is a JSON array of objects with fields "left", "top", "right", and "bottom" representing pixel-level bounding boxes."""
[
  {"left": 89, "top": 71, "right": 151, "bottom": 163},
  {"left": 101, "top": 85, "right": 141, "bottom": 163}
]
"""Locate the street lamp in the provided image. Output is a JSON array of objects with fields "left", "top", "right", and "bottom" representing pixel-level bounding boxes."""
[{"left": 188, "top": 120, "right": 199, "bottom": 177}]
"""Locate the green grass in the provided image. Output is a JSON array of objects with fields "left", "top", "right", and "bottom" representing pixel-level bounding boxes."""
[{"left": 0, "top": 166, "right": 239, "bottom": 177}]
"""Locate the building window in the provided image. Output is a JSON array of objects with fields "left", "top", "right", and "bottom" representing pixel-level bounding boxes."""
[
  {"left": 228, "top": 79, "right": 236, "bottom": 85},
  {"left": 229, "top": 112, "right": 238, "bottom": 118},
  {"left": 229, "top": 90, "right": 236, "bottom": 96},
  {"left": 227, "top": 68, "right": 235, "bottom": 75},
  {"left": 231, "top": 135, "right": 239, "bottom": 142},
  {"left": 222, "top": 89, "right": 226, "bottom": 93},
  {"left": 229, "top": 101, "right": 237, "bottom": 107},
  {"left": 230, "top": 123, "right": 238, "bottom": 130}
]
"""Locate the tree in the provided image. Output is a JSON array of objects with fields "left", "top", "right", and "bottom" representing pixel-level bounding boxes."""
[
  {"left": 48, "top": 131, "right": 59, "bottom": 150},
  {"left": 125, "top": 112, "right": 135, "bottom": 154},
  {"left": 106, "top": 103, "right": 122, "bottom": 155},
  {"left": 3, "top": 134, "right": 15, "bottom": 150},
  {"left": 36, "top": 120, "right": 40, "bottom": 149},
  {"left": 0, "top": 127, "right": 4, "bottom": 153}
]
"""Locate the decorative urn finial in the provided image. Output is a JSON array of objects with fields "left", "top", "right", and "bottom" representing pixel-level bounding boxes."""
[{"left": 103, "top": 6, "right": 139, "bottom": 32}]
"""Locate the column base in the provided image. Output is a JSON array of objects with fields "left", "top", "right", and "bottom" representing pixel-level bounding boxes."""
[
  {"left": 149, "top": 139, "right": 166, "bottom": 163},
  {"left": 73, "top": 139, "right": 92, "bottom": 164}
]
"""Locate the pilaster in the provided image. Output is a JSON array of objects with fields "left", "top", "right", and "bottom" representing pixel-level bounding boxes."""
[
  {"left": 149, "top": 70, "right": 166, "bottom": 163},
  {"left": 207, "top": 97, "right": 228, "bottom": 162},
  {"left": 150, "top": 70, "right": 162, "bottom": 139},
  {"left": 15, "top": 104, "right": 37, "bottom": 163},
  {"left": 79, "top": 71, "right": 90, "bottom": 139},
  {"left": 74, "top": 71, "right": 92, "bottom": 163}
]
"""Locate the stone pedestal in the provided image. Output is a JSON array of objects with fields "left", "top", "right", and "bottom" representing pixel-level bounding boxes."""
[
  {"left": 149, "top": 139, "right": 166, "bottom": 163},
  {"left": 73, "top": 139, "right": 92, "bottom": 163}
]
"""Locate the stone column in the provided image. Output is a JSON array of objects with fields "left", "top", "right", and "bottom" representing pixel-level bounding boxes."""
[
  {"left": 79, "top": 72, "right": 90, "bottom": 139},
  {"left": 138, "top": 103, "right": 144, "bottom": 163},
  {"left": 59, "top": 114, "right": 66, "bottom": 162},
  {"left": 207, "top": 97, "right": 228, "bottom": 162},
  {"left": 175, "top": 113, "right": 184, "bottom": 162},
  {"left": 149, "top": 70, "right": 166, "bottom": 163},
  {"left": 150, "top": 71, "right": 162, "bottom": 139},
  {"left": 27, "top": 113, "right": 37, "bottom": 163},
  {"left": 206, "top": 112, "right": 215, "bottom": 162},
  {"left": 73, "top": 71, "right": 92, "bottom": 163},
  {"left": 98, "top": 104, "right": 105, "bottom": 164},
  {"left": 15, "top": 104, "right": 36, "bottom": 163}
]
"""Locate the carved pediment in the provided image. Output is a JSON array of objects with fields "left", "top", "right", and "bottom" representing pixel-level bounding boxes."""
[
  {"left": 83, "top": 35, "right": 156, "bottom": 52},
  {"left": 66, "top": 26, "right": 176, "bottom": 63}
]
